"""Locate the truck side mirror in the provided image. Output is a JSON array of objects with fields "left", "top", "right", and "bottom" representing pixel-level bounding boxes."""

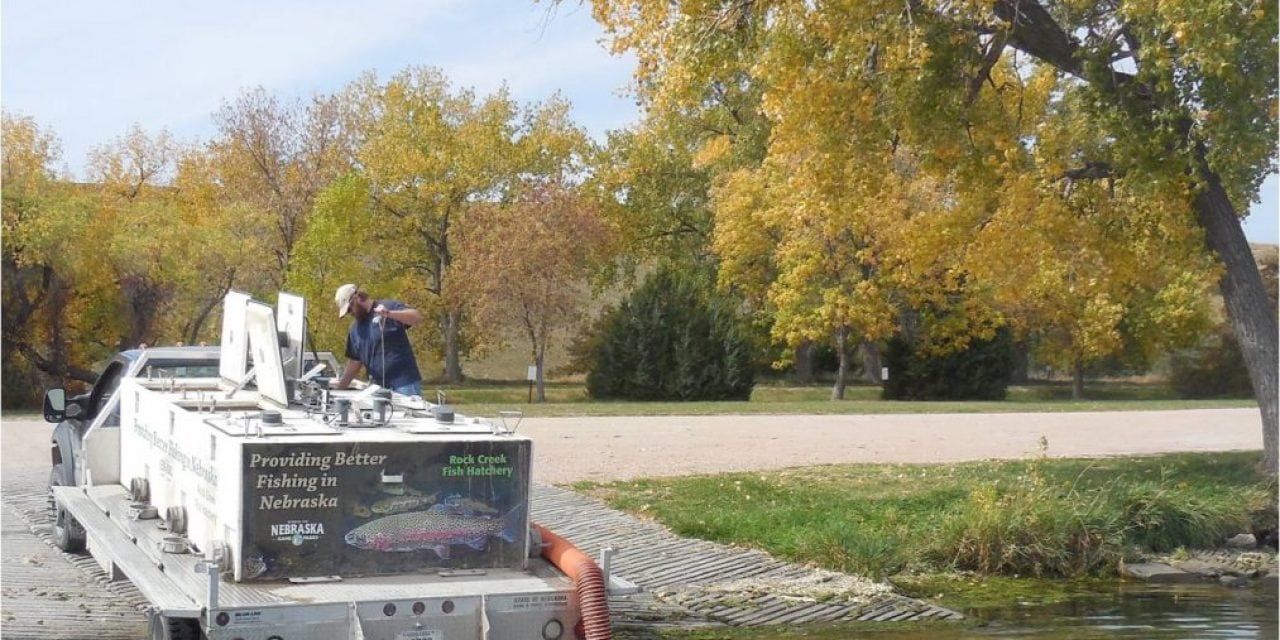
[{"left": 44, "top": 389, "right": 66, "bottom": 423}]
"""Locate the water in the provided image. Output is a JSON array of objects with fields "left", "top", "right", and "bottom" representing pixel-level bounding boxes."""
[{"left": 871, "top": 584, "right": 1278, "bottom": 640}]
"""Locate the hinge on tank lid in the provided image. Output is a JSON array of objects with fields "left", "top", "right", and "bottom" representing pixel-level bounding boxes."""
[
  {"left": 496, "top": 410, "right": 523, "bottom": 434},
  {"left": 226, "top": 366, "right": 257, "bottom": 398}
]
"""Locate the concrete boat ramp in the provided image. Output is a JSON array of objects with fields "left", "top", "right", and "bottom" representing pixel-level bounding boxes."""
[
  {"left": 3, "top": 481, "right": 957, "bottom": 638},
  {"left": 531, "top": 485, "right": 961, "bottom": 631}
]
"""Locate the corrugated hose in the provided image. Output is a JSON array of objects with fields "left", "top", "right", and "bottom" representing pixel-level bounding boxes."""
[{"left": 533, "top": 523, "right": 612, "bottom": 640}]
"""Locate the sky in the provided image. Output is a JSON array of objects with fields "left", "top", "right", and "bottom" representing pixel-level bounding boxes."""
[{"left": 2, "top": 0, "right": 1276, "bottom": 243}]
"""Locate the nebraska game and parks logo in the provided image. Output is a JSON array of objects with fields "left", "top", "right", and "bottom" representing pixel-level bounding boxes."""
[{"left": 271, "top": 520, "right": 325, "bottom": 546}]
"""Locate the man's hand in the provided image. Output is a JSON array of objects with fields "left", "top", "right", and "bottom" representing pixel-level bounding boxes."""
[
  {"left": 336, "top": 359, "right": 362, "bottom": 389},
  {"left": 372, "top": 304, "right": 423, "bottom": 327}
]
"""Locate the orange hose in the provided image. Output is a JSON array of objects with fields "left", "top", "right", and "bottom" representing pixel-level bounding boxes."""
[{"left": 533, "top": 523, "right": 612, "bottom": 640}]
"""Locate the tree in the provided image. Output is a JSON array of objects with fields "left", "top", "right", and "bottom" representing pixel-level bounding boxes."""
[
  {"left": 714, "top": 164, "right": 901, "bottom": 400},
  {"left": 286, "top": 174, "right": 388, "bottom": 356},
  {"left": 211, "top": 87, "right": 349, "bottom": 288},
  {"left": 590, "top": 87, "right": 768, "bottom": 270},
  {"left": 966, "top": 167, "right": 1217, "bottom": 398},
  {"left": 313, "top": 67, "right": 590, "bottom": 383},
  {"left": 448, "top": 184, "right": 611, "bottom": 401},
  {"left": 590, "top": 0, "right": 1279, "bottom": 471},
  {"left": 169, "top": 146, "right": 276, "bottom": 344},
  {"left": 341, "top": 68, "right": 517, "bottom": 383},
  {"left": 882, "top": 327, "right": 1015, "bottom": 400},
  {"left": 2, "top": 112, "right": 98, "bottom": 404},
  {"left": 87, "top": 125, "right": 185, "bottom": 350},
  {"left": 587, "top": 267, "right": 756, "bottom": 401}
]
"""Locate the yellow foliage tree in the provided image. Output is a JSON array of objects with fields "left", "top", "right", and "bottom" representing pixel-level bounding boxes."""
[
  {"left": 591, "top": 0, "right": 1277, "bottom": 470},
  {"left": 448, "top": 184, "right": 611, "bottom": 400},
  {"left": 2, "top": 112, "right": 98, "bottom": 396}
]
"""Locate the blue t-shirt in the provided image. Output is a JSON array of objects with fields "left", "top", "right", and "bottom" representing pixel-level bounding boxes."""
[{"left": 345, "top": 299, "right": 422, "bottom": 389}]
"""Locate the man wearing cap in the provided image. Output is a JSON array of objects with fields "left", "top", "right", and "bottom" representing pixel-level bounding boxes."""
[{"left": 333, "top": 284, "right": 424, "bottom": 397}]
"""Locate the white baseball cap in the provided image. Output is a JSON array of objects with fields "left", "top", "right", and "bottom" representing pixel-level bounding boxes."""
[{"left": 335, "top": 284, "right": 358, "bottom": 318}]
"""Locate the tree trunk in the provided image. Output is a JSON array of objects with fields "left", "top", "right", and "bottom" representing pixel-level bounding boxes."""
[
  {"left": 119, "top": 276, "right": 165, "bottom": 350},
  {"left": 832, "top": 327, "right": 849, "bottom": 400},
  {"left": 1071, "top": 357, "right": 1085, "bottom": 400},
  {"left": 185, "top": 283, "right": 232, "bottom": 345},
  {"left": 793, "top": 340, "right": 815, "bottom": 384},
  {"left": 535, "top": 342, "right": 546, "bottom": 403},
  {"left": 46, "top": 274, "right": 71, "bottom": 384},
  {"left": 860, "top": 340, "right": 881, "bottom": 384},
  {"left": 441, "top": 308, "right": 463, "bottom": 384},
  {"left": 1011, "top": 341, "right": 1030, "bottom": 384},
  {"left": 1192, "top": 157, "right": 1279, "bottom": 473}
]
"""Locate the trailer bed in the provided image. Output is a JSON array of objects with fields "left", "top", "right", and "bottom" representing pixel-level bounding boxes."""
[{"left": 57, "top": 484, "right": 580, "bottom": 640}]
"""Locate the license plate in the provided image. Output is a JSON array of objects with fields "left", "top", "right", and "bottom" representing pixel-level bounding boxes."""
[{"left": 396, "top": 630, "right": 442, "bottom": 640}]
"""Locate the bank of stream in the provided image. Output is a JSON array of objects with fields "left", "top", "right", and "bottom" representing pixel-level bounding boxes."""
[
  {"left": 591, "top": 452, "right": 1279, "bottom": 639},
  {"left": 631, "top": 580, "right": 1278, "bottom": 639},
  {"left": 865, "top": 582, "right": 1278, "bottom": 639}
]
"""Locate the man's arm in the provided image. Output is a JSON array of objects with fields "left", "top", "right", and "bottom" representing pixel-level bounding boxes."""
[
  {"left": 336, "top": 359, "right": 362, "bottom": 389},
  {"left": 374, "top": 304, "right": 423, "bottom": 327}
]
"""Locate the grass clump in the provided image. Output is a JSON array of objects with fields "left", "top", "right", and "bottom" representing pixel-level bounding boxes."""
[
  {"left": 1111, "top": 479, "right": 1253, "bottom": 552},
  {"left": 932, "top": 454, "right": 1265, "bottom": 576},
  {"left": 584, "top": 452, "right": 1274, "bottom": 580},
  {"left": 932, "top": 482, "right": 1123, "bottom": 577}
]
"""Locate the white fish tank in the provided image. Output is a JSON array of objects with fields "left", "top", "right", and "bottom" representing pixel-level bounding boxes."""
[{"left": 118, "top": 291, "right": 532, "bottom": 582}]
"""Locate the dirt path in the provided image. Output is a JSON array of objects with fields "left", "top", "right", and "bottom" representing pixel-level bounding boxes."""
[{"left": 519, "top": 408, "right": 1263, "bottom": 484}]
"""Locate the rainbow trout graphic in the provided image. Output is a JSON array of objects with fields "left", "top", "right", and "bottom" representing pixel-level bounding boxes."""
[
  {"left": 343, "top": 505, "right": 523, "bottom": 558},
  {"left": 371, "top": 493, "right": 439, "bottom": 515}
]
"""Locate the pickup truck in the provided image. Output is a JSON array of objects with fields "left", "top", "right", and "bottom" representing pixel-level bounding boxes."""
[{"left": 46, "top": 346, "right": 225, "bottom": 553}]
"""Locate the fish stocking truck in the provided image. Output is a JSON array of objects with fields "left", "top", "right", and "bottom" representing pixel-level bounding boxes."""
[{"left": 41, "top": 291, "right": 627, "bottom": 640}]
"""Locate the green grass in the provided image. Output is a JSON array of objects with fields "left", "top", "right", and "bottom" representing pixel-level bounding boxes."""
[
  {"left": 579, "top": 452, "right": 1275, "bottom": 580},
  {"left": 430, "top": 380, "right": 1255, "bottom": 417}
]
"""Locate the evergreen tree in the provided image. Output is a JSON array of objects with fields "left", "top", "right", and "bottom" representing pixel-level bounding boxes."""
[{"left": 588, "top": 269, "right": 755, "bottom": 401}]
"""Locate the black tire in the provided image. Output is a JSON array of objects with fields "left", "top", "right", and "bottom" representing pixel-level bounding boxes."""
[
  {"left": 49, "top": 464, "right": 86, "bottom": 553},
  {"left": 166, "top": 617, "right": 205, "bottom": 640}
]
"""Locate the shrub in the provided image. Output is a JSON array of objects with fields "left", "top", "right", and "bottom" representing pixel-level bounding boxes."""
[
  {"left": 2, "top": 355, "right": 45, "bottom": 410},
  {"left": 881, "top": 328, "right": 1015, "bottom": 400},
  {"left": 1170, "top": 248, "right": 1276, "bottom": 399},
  {"left": 1169, "top": 327, "right": 1254, "bottom": 398},
  {"left": 586, "top": 269, "right": 755, "bottom": 401}
]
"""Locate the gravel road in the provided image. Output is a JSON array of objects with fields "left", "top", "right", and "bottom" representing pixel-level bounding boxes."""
[
  {"left": 519, "top": 407, "right": 1264, "bottom": 483},
  {"left": 4, "top": 407, "right": 1262, "bottom": 486}
]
